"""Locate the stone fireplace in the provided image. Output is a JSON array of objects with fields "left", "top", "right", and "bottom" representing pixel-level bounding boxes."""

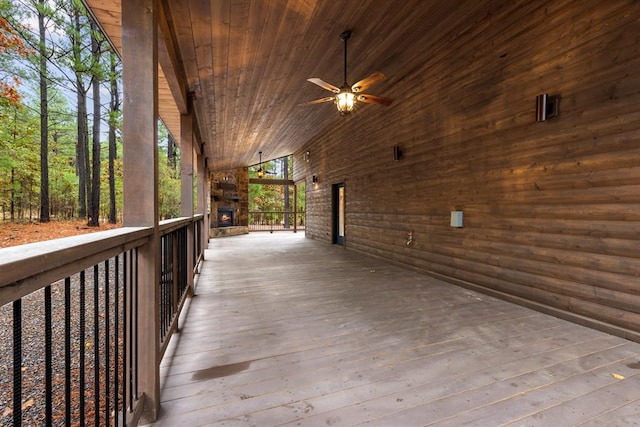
[{"left": 211, "top": 168, "right": 249, "bottom": 237}]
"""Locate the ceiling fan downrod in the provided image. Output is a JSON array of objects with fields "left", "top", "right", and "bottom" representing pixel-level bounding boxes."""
[{"left": 340, "top": 30, "right": 351, "bottom": 87}]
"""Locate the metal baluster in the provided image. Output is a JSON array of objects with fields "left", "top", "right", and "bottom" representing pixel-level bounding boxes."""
[
  {"left": 128, "top": 250, "right": 134, "bottom": 411},
  {"left": 123, "top": 251, "right": 128, "bottom": 427},
  {"left": 114, "top": 255, "right": 120, "bottom": 427},
  {"left": 105, "top": 259, "right": 111, "bottom": 426},
  {"left": 160, "top": 236, "right": 165, "bottom": 338},
  {"left": 79, "top": 270, "right": 86, "bottom": 426},
  {"left": 45, "top": 285, "right": 52, "bottom": 427},
  {"left": 64, "top": 277, "right": 71, "bottom": 424},
  {"left": 13, "top": 299, "right": 22, "bottom": 427},
  {"left": 94, "top": 264, "right": 100, "bottom": 427},
  {"left": 134, "top": 248, "right": 140, "bottom": 399}
]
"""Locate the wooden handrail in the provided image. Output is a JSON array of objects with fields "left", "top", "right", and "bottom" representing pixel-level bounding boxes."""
[
  {"left": 159, "top": 216, "right": 194, "bottom": 235},
  {"left": 0, "top": 215, "right": 206, "bottom": 425},
  {"left": 0, "top": 227, "right": 152, "bottom": 306}
]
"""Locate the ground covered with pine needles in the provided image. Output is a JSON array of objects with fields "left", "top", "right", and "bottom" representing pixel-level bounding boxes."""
[
  {"left": 1, "top": 220, "right": 125, "bottom": 425},
  {"left": 0, "top": 220, "right": 121, "bottom": 248}
]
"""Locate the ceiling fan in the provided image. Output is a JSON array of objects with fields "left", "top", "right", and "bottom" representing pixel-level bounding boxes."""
[
  {"left": 256, "top": 151, "right": 276, "bottom": 178},
  {"left": 301, "top": 30, "right": 393, "bottom": 115}
]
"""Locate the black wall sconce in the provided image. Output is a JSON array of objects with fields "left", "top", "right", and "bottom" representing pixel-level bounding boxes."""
[
  {"left": 312, "top": 175, "right": 318, "bottom": 183},
  {"left": 393, "top": 145, "right": 403, "bottom": 161},
  {"left": 536, "top": 93, "right": 559, "bottom": 122}
]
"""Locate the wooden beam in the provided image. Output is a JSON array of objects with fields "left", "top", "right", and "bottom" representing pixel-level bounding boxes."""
[
  {"left": 249, "top": 178, "right": 295, "bottom": 186},
  {"left": 193, "top": 105, "right": 205, "bottom": 155},
  {"left": 158, "top": 0, "right": 188, "bottom": 114}
]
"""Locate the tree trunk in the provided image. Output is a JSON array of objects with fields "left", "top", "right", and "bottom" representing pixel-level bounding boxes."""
[
  {"left": 88, "top": 21, "right": 101, "bottom": 227},
  {"left": 73, "top": 9, "right": 88, "bottom": 219},
  {"left": 77, "top": 84, "right": 89, "bottom": 219},
  {"left": 108, "top": 51, "right": 119, "bottom": 224},
  {"left": 168, "top": 133, "right": 176, "bottom": 169},
  {"left": 10, "top": 168, "right": 15, "bottom": 221},
  {"left": 10, "top": 108, "right": 16, "bottom": 221},
  {"left": 38, "top": 0, "right": 49, "bottom": 223}
]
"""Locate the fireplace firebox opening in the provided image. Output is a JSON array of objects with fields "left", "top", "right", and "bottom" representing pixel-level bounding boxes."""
[{"left": 217, "top": 207, "right": 234, "bottom": 227}]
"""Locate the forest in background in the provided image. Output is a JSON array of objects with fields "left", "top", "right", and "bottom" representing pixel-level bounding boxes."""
[
  {"left": 0, "top": 0, "right": 182, "bottom": 226},
  {"left": 248, "top": 155, "right": 306, "bottom": 228},
  {"left": 1, "top": 0, "right": 303, "bottom": 235}
]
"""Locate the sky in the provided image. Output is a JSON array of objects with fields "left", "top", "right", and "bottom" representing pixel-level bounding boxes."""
[{"left": 7, "top": 0, "right": 119, "bottom": 139}]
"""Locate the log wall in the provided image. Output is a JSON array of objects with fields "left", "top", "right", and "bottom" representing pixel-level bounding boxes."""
[{"left": 293, "top": 1, "right": 640, "bottom": 340}]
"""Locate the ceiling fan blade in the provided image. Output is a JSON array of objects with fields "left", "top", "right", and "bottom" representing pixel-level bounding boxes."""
[
  {"left": 307, "top": 78, "right": 341, "bottom": 93},
  {"left": 351, "top": 72, "right": 386, "bottom": 93},
  {"left": 356, "top": 93, "right": 394, "bottom": 106},
  {"left": 299, "top": 96, "right": 335, "bottom": 106}
]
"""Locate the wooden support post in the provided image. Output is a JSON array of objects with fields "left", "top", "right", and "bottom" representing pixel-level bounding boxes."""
[
  {"left": 180, "top": 114, "right": 194, "bottom": 218},
  {"left": 294, "top": 185, "right": 298, "bottom": 233},
  {"left": 196, "top": 152, "right": 209, "bottom": 250},
  {"left": 180, "top": 113, "right": 195, "bottom": 294},
  {"left": 122, "top": 0, "right": 160, "bottom": 422}
]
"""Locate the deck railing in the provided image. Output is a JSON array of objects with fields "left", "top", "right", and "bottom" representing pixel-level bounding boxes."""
[
  {"left": 248, "top": 211, "right": 305, "bottom": 232},
  {"left": 0, "top": 215, "right": 205, "bottom": 426},
  {"left": 158, "top": 217, "right": 203, "bottom": 356}
]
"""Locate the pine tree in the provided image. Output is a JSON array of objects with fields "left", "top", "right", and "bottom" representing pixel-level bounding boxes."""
[
  {"left": 107, "top": 50, "right": 120, "bottom": 224},
  {"left": 37, "top": 0, "right": 50, "bottom": 222},
  {"left": 88, "top": 19, "right": 103, "bottom": 226}
]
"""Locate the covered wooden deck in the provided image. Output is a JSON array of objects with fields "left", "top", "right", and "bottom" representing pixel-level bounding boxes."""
[{"left": 148, "top": 233, "right": 640, "bottom": 426}]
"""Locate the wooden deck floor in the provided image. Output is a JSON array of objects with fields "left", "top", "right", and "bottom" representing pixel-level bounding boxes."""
[{"left": 147, "top": 233, "right": 640, "bottom": 426}]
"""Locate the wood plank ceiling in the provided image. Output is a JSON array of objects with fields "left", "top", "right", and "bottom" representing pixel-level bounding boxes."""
[{"left": 84, "top": 0, "right": 496, "bottom": 171}]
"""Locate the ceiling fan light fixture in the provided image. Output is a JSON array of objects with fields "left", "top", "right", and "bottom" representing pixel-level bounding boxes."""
[
  {"left": 336, "top": 91, "right": 355, "bottom": 114},
  {"left": 302, "top": 30, "right": 393, "bottom": 114}
]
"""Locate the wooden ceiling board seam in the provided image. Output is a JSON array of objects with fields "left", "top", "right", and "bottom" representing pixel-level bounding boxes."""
[
  {"left": 224, "top": 1, "right": 253, "bottom": 166},
  {"left": 165, "top": 1, "right": 200, "bottom": 98},
  {"left": 167, "top": 0, "right": 210, "bottom": 150},
  {"left": 220, "top": 1, "right": 243, "bottom": 149},
  {"left": 209, "top": 0, "right": 231, "bottom": 169},
  {"left": 227, "top": 1, "right": 270, "bottom": 167},
  {"left": 280, "top": 2, "right": 356, "bottom": 154},
  {"left": 259, "top": 1, "right": 359, "bottom": 162},
  {"left": 243, "top": 0, "right": 306, "bottom": 164},
  {"left": 235, "top": 0, "right": 275, "bottom": 165},
  {"left": 188, "top": 0, "right": 215, "bottom": 158},
  {"left": 253, "top": 1, "right": 287, "bottom": 163}
]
